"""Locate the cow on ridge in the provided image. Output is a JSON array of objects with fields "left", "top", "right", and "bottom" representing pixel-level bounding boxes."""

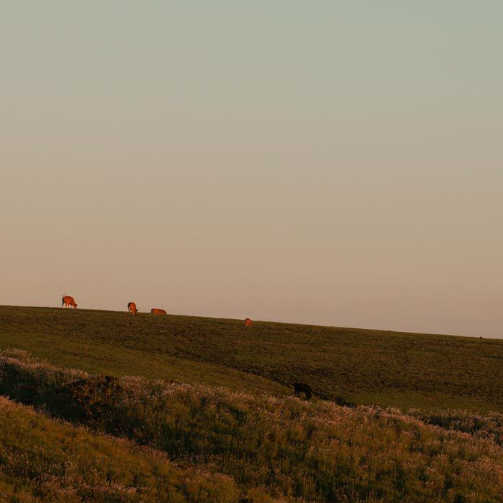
[
  {"left": 151, "top": 308, "right": 167, "bottom": 315},
  {"left": 62, "top": 295, "right": 77, "bottom": 308},
  {"left": 128, "top": 302, "right": 137, "bottom": 315}
]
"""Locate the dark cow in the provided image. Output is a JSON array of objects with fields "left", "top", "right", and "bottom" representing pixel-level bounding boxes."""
[{"left": 293, "top": 382, "right": 312, "bottom": 400}]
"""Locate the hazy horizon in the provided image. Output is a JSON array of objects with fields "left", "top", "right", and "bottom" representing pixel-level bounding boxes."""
[{"left": 2, "top": 2, "right": 502, "bottom": 338}]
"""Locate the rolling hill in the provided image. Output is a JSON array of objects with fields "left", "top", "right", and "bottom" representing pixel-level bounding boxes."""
[
  {"left": 1, "top": 305, "right": 502, "bottom": 412},
  {"left": 1, "top": 305, "right": 503, "bottom": 502}
]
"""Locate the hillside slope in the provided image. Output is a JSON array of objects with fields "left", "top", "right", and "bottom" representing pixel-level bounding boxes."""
[
  {"left": 1, "top": 305, "right": 502, "bottom": 412},
  {"left": 0, "top": 395, "right": 240, "bottom": 503},
  {"left": 1, "top": 350, "right": 503, "bottom": 503}
]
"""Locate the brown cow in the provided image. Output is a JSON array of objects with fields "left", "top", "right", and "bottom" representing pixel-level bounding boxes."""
[
  {"left": 62, "top": 295, "right": 77, "bottom": 308},
  {"left": 151, "top": 308, "right": 167, "bottom": 315},
  {"left": 128, "top": 302, "right": 137, "bottom": 315},
  {"left": 244, "top": 318, "right": 253, "bottom": 327}
]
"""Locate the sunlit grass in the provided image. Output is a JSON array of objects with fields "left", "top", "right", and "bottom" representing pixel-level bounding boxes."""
[{"left": 0, "top": 395, "right": 241, "bottom": 503}]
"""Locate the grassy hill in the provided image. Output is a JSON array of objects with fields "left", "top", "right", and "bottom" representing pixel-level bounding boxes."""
[
  {"left": 1, "top": 305, "right": 502, "bottom": 412},
  {"left": 1, "top": 349, "right": 503, "bottom": 503},
  {"left": 1, "top": 305, "right": 503, "bottom": 502}
]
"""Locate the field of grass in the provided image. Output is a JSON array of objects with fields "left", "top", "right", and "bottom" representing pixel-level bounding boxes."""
[
  {"left": 1, "top": 349, "right": 503, "bottom": 503},
  {"left": 1, "top": 305, "right": 503, "bottom": 502},
  {"left": 1, "top": 305, "right": 502, "bottom": 411}
]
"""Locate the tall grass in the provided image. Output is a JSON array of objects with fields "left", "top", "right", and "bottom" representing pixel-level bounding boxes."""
[
  {"left": 1, "top": 350, "right": 502, "bottom": 502},
  {"left": 0, "top": 396, "right": 242, "bottom": 503},
  {"left": 408, "top": 408, "right": 503, "bottom": 446}
]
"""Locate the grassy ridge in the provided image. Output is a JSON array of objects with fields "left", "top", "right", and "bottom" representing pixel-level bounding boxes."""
[
  {"left": 2, "top": 350, "right": 503, "bottom": 502},
  {"left": 1, "top": 305, "right": 503, "bottom": 411}
]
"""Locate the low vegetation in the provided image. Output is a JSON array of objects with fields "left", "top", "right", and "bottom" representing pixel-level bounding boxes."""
[{"left": 1, "top": 349, "right": 503, "bottom": 502}]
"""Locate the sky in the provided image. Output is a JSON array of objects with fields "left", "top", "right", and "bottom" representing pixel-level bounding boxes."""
[{"left": 1, "top": 1, "right": 502, "bottom": 337}]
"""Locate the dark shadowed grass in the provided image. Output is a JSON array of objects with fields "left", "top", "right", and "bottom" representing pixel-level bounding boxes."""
[{"left": 1, "top": 305, "right": 502, "bottom": 412}]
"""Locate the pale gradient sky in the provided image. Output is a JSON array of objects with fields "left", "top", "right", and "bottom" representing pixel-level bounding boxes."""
[{"left": 1, "top": 1, "right": 502, "bottom": 337}]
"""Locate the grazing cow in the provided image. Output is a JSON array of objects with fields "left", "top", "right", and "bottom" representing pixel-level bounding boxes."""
[
  {"left": 151, "top": 308, "right": 167, "bottom": 315},
  {"left": 128, "top": 302, "right": 137, "bottom": 315},
  {"left": 244, "top": 318, "right": 253, "bottom": 327},
  {"left": 293, "top": 382, "right": 312, "bottom": 400},
  {"left": 62, "top": 295, "right": 77, "bottom": 308}
]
